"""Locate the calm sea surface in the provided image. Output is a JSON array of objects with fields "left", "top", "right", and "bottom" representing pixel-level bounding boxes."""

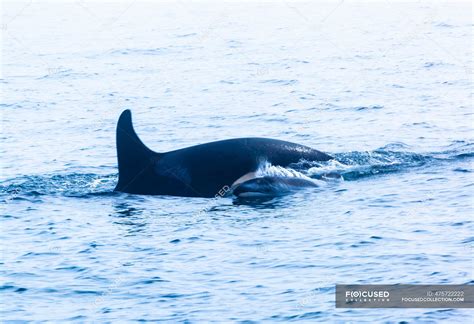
[{"left": 1, "top": 2, "right": 473, "bottom": 322}]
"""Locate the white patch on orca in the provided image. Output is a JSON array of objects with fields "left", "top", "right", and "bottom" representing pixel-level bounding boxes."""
[{"left": 231, "top": 172, "right": 257, "bottom": 187}]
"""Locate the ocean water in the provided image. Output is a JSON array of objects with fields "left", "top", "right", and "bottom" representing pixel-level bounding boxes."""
[{"left": 1, "top": 1, "right": 473, "bottom": 322}]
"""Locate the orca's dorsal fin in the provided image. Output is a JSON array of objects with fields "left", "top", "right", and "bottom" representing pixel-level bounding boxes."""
[{"left": 115, "top": 109, "right": 156, "bottom": 191}]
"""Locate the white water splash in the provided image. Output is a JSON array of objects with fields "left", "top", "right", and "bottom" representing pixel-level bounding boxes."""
[
  {"left": 256, "top": 161, "right": 310, "bottom": 179},
  {"left": 255, "top": 161, "right": 327, "bottom": 186},
  {"left": 307, "top": 160, "right": 348, "bottom": 180}
]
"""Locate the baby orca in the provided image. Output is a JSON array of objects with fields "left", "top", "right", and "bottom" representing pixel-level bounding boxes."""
[{"left": 232, "top": 176, "right": 319, "bottom": 198}]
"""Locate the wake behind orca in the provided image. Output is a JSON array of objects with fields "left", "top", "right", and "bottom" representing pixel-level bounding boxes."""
[{"left": 114, "top": 110, "right": 332, "bottom": 197}]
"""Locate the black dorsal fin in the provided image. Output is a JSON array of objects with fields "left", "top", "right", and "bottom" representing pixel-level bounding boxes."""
[{"left": 115, "top": 110, "right": 155, "bottom": 191}]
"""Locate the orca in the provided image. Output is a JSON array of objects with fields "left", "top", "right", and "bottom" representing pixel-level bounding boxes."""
[
  {"left": 232, "top": 176, "right": 319, "bottom": 198},
  {"left": 114, "top": 110, "right": 332, "bottom": 197}
]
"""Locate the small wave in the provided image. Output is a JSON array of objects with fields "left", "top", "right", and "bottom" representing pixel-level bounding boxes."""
[
  {"left": 433, "top": 22, "right": 455, "bottom": 28},
  {"left": 423, "top": 61, "right": 453, "bottom": 69},
  {"left": 303, "top": 148, "right": 430, "bottom": 181},
  {"left": 0, "top": 173, "right": 117, "bottom": 201},
  {"left": 354, "top": 105, "right": 384, "bottom": 111},
  {"left": 108, "top": 48, "right": 167, "bottom": 56},
  {"left": 105, "top": 46, "right": 193, "bottom": 56},
  {"left": 432, "top": 141, "right": 474, "bottom": 160},
  {"left": 260, "top": 79, "right": 298, "bottom": 86},
  {"left": 175, "top": 33, "right": 197, "bottom": 38},
  {"left": 305, "top": 142, "right": 473, "bottom": 181},
  {"left": 37, "top": 69, "right": 94, "bottom": 80},
  {"left": 330, "top": 104, "right": 384, "bottom": 112}
]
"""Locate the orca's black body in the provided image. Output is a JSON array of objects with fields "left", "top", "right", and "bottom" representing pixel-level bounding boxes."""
[{"left": 114, "top": 110, "right": 332, "bottom": 197}]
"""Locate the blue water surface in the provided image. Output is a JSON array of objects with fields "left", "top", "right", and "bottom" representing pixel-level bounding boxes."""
[{"left": 1, "top": 2, "right": 473, "bottom": 322}]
